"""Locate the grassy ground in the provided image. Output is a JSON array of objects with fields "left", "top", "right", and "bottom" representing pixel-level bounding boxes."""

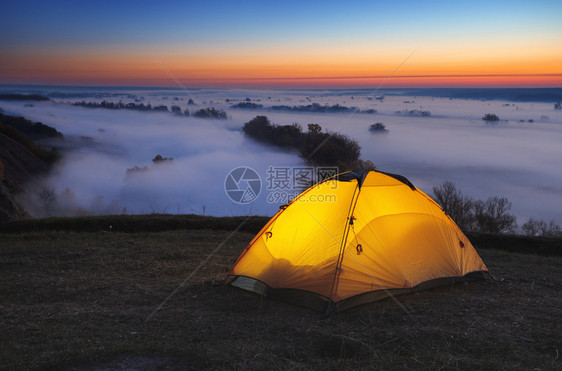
[{"left": 1, "top": 221, "right": 561, "bottom": 370}]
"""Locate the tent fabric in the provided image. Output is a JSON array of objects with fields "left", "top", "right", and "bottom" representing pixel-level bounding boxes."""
[{"left": 229, "top": 170, "right": 488, "bottom": 312}]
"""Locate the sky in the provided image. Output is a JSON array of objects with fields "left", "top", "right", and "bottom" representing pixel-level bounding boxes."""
[{"left": 1, "top": 0, "right": 561, "bottom": 88}]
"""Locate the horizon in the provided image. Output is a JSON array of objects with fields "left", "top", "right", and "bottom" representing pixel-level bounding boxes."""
[
  {"left": 1, "top": 75, "right": 561, "bottom": 90},
  {"left": 3, "top": 83, "right": 562, "bottom": 92},
  {"left": 2, "top": 1, "right": 561, "bottom": 89}
]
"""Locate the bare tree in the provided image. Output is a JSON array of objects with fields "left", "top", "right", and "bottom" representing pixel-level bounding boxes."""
[
  {"left": 473, "top": 197, "right": 517, "bottom": 233},
  {"left": 432, "top": 181, "right": 473, "bottom": 231},
  {"left": 432, "top": 182, "right": 517, "bottom": 233},
  {"left": 39, "top": 187, "right": 57, "bottom": 216},
  {"left": 521, "top": 218, "right": 562, "bottom": 237}
]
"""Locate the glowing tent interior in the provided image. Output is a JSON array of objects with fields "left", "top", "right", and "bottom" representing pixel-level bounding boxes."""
[{"left": 229, "top": 170, "right": 489, "bottom": 312}]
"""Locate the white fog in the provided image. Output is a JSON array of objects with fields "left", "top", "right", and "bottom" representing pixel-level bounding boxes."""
[{"left": 1, "top": 87, "right": 561, "bottom": 225}]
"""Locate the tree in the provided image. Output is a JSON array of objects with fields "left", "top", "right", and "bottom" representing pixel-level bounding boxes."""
[
  {"left": 307, "top": 123, "right": 322, "bottom": 134},
  {"left": 472, "top": 197, "right": 516, "bottom": 233},
  {"left": 369, "top": 123, "right": 388, "bottom": 133},
  {"left": 243, "top": 116, "right": 364, "bottom": 170},
  {"left": 482, "top": 113, "right": 500, "bottom": 122},
  {"left": 243, "top": 116, "right": 274, "bottom": 141},
  {"left": 193, "top": 107, "right": 227, "bottom": 119},
  {"left": 300, "top": 131, "right": 360, "bottom": 168},
  {"left": 39, "top": 187, "right": 57, "bottom": 216},
  {"left": 432, "top": 181, "right": 473, "bottom": 231},
  {"left": 521, "top": 218, "right": 561, "bottom": 237},
  {"left": 273, "top": 123, "right": 302, "bottom": 147},
  {"left": 432, "top": 182, "right": 517, "bottom": 233},
  {"left": 349, "top": 159, "right": 376, "bottom": 172},
  {"left": 152, "top": 154, "right": 173, "bottom": 163}
]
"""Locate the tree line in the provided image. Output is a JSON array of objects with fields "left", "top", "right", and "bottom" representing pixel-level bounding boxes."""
[
  {"left": 242, "top": 115, "right": 374, "bottom": 171},
  {"left": 72, "top": 101, "right": 227, "bottom": 119},
  {"left": 432, "top": 181, "right": 561, "bottom": 236}
]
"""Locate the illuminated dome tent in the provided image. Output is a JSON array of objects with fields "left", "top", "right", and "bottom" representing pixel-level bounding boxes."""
[{"left": 229, "top": 170, "right": 489, "bottom": 312}]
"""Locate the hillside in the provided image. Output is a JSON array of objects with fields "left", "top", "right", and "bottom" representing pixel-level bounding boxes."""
[
  {"left": 0, "top": 112, "right": 62, "bottom": 222},
  {"left": 0, "top": 216, "right": 560, "bottom": 370},
  {"left": 0, "top": 180, "right": 27, "bottom": 222},
  {"left": 0, "top": 133, "right": 50, "bottom": 193},
  {"left": 0, "top": 133, "right": 53, "bottom": 221}
]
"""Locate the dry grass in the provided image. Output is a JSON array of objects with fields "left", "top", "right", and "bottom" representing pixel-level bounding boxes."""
[{"left": 0, "top": 227, "right": 561, "bottom": 370}]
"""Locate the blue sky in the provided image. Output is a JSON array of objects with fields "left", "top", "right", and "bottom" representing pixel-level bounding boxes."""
[{"left": 1, "top": 0, "right": 561, "bottom": 87}]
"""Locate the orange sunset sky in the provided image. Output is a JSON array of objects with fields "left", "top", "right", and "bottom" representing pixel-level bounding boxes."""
[{"left": 1, "top": 1, "right": 561, "bottom": 88}]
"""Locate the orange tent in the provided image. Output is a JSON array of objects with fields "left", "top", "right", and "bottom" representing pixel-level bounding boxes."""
[{"left": 229, "top": 170, "right": 488, "bottom": 312}]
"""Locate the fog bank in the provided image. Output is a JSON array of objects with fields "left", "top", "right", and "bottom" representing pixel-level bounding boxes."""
[{"left": 1, "top": 87, "right": 561, "bottom": 225}]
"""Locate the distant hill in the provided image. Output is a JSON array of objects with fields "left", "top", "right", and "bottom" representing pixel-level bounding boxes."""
[
  {"left": 394, "top": 88, "right": 562, "bottom": 102},
  {"left": 0, "top": 93, "right": 50, "bottom": 101}
]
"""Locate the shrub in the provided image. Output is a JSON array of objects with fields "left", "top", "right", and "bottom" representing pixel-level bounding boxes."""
[
  {"left": 521, "top": 218, "right": 562, "bottom": 237},
  {"left": 170, "top": 105, "right": 183, "bottom": 115},
  {"left": 369, "top": 123, "right": 388, "bottom": 133},
  {"left": 432, "top": 182, "right": 517, "bottom": 233},
  {"left": 307, "top": 123, "right": 322, "bottom": 134},
  {"left": 152, "top": 105, "right": 169, "bottom": 112},
  {"left": 126, "top": 165, "right": 149, "bottom": 175},
  {"left": 395, "top": 109, "right": 431, "bottom": 117},
  {"left": 230, "top": 102, "right": 263, "bottom": 109},
  {"left": 193, "top": 107, "right": 227, "bottom": 119},
  {"left": 482, "top": 113, "right": 500, "bottom": 122},
  {"left": 152, "top": 155, "right": 173, "bottom": 164}
]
